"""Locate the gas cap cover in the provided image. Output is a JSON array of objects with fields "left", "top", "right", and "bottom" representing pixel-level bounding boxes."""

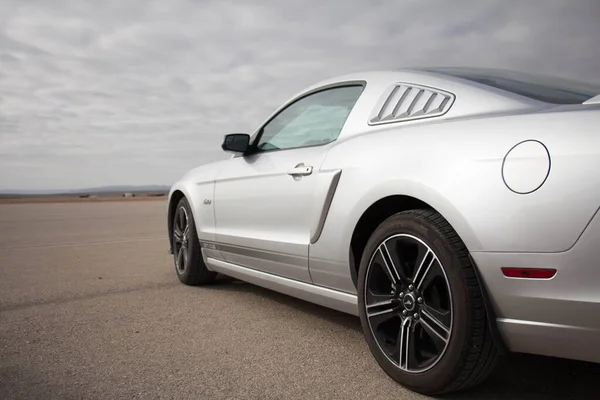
[{"left": 501, "top": 139, "right": 551, "bottom": 194}]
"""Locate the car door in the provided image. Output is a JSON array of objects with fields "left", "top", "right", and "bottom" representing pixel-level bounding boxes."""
[{"left": 212, "top": 84, "right": 365, "bottom": 283}]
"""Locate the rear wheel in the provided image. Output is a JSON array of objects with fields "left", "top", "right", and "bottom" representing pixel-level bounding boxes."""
[
  {"left": 172, "top": 197, "right": 216, "bottom": 285},
  {"left": 357, "top": 209, "right": 500, "bottom": 395}
]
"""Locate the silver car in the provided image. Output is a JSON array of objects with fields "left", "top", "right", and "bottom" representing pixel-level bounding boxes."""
[{"left": 167, "top": 67, "right": 600, "bottom": 395}]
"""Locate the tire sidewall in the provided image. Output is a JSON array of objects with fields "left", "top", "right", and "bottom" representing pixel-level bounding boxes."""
[{"left": 357, "top": 211, "right": 473, "bottom": 394}]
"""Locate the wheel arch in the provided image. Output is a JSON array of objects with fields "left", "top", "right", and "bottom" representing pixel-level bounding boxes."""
[
  {"left": 347, "top": 188, "right": 480, "bottom": 288},
  {"left": 167, "top": 190, "right": 186, "bottom": 252},
  {"left": 349, "top": 195, "right": 432, "bottom": 287}
]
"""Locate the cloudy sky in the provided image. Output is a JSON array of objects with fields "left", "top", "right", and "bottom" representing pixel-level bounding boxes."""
[{"left": 1, "top": 0, "right": 599, "bottom": 190}]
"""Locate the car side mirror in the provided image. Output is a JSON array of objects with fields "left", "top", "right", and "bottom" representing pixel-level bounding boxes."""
[{"left": 222, "top": 133, "right": 250, "bottom": 153}]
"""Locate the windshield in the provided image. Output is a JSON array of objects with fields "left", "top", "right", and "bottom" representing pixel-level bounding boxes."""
[{"left": 424, "top": 67, "right": 600, "bottom": 105}]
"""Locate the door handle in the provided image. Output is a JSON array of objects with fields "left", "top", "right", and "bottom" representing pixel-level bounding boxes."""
[{"left": 287, "top": 163, "right": 313, "bottom": 176}]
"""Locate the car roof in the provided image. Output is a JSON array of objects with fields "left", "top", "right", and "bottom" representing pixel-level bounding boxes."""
[{"left": 306, "top": 67, "right": 600, "bottom": 106}]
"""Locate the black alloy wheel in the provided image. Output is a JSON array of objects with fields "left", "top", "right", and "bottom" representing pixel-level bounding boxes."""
[
  {"left": 172, "top": 197, "right": 216, "bottom": 285},
  {"left": 173, "top": 204, "right": 190, "bottom": 274},
  {"left": 364, "top": 233, "right": 453, "bottom": 373}
]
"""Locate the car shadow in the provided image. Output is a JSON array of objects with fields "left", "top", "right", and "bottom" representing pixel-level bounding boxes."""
[
  {"left": 205, "top": 274, "right": 363, "bottom": 334},
  {"left": 445, "top": 353, "right": 600, "bottom": 400},
  {"left": 205, "top": 276, "right": 600, "bottom": 399}
]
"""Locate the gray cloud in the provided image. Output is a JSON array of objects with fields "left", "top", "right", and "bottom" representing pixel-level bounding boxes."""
[{"left": 1, "top": 0, "right": 599, "bottom": 190}]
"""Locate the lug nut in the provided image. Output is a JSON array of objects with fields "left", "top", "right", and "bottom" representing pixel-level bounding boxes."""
[
  {"left": 413, "top": 313, "right": 419, "bottom": 319},
  {"left": 408, "top": 284, "right": 414, "bottom": 291},
  {"left": 417, "top": 297, "right": 423, "bottom": 304},
  {"left": 402, "top": 310, "right": 408, "bottom": 316}
]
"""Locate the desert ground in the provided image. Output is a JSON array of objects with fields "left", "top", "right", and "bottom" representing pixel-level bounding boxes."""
[{"left": 1, "top": 200, "right": 598, "bottom": 399}]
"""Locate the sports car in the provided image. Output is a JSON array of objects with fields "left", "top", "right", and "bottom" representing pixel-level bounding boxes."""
[{"left": 167, "top": 67, "right": 600, "bottom": 395}]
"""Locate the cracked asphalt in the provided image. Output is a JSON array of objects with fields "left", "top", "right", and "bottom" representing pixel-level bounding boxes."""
[{"left": 1, "top": 200, "right": 599, "bottom": 399}]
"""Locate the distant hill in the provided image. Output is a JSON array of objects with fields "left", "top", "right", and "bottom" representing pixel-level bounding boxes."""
[
  {"left": 0, "top": 185, "right": 171, "bottom": 196},
  {"left": 69, "top": 185, "right": 172, "bottom": 194}
]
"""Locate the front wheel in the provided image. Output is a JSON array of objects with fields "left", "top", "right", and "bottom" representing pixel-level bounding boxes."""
[
  {"left": 357, "top": 209, "right": 500, "bottom": 395},
  {"left": 172, "top": 197, "right": 216, "bottom": 285}
]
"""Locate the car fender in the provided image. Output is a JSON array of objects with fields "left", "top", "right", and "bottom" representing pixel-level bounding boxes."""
[
  {"left": 167, "top": 160, "right": 228, "bottom": 248},
  {"left": 346, "top": 177, "right": 482, "bottom": 252}
]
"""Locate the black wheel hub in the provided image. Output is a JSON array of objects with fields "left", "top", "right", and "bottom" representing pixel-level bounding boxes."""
[
  {"left": 389, "top": 282, "right": 423, "bottom": 317},
  {"left": 402, "top": 292, "right": 417, "bottom": 312}
]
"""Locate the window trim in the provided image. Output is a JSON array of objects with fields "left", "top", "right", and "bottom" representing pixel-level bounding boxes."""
[{"left": 243, "top": 80, "right": 366, "bottom": 156}]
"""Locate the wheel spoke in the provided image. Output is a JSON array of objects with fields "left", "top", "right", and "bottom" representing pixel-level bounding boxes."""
[
  {"left": 177, "top": 246, "right": 185, "bottom": 270},
  {"left": 367, "top": 300, "right": 398, "bottom": 329},
  {"left": 420, "top": 308, "right": 450, "bottom": 351},
  {"left": 381, "top": 242, "right": 405, "bottom": 285},
  {"left": 413, "top": 247, "right": 435, "bottom": 290},
  {"left": 174, "top": 207, "right": 189, "bottom": 246},
  {"left": 423, "top": 304, "right": 451, "bottom": 332},
  {"left": 182, "top": 246, "right": 188, "bottom": 269},
  {"left": 367, "top": 299, "right": 395, "bottom": 313},
  {"left": 173, "top": 228, "right": 183, "bottom": 243},
  {"left": 397, "top": 317, "right": 412, "bottom": 370},
  {"left": 174, "top": 209, "right": 181, "bottom": 231},
  {"left": 419, "top": 258, "right": 447, "bottom": 295},
  {"left": 382, "top": 237, "right": 416, "bottom": 284},
  {"left": 366, "top": 290, "right": 394, "bottom": 305},
  {"left": 179, "top": 210, "right": 185, "bottom": 230},
  {"left": 377, "top": 244, "right": 400, "bottom": 285}
]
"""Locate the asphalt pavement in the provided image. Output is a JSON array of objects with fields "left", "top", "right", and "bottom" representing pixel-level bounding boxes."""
[{"left": 1, "top": 200, "right": 598, "bottom": 399}]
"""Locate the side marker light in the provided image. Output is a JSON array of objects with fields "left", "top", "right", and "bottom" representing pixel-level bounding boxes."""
[{"left": 501, "top": 267, "right": 557, "bottom": 279}]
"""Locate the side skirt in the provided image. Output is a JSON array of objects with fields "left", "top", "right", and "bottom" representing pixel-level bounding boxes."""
[{"left": 205, "top": 257, "right": 359, "bottom": 316}]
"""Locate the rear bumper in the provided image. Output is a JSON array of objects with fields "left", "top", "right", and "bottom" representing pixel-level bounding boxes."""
[{"left": 472, "top": 208, "right": 600, "bottom": 363}]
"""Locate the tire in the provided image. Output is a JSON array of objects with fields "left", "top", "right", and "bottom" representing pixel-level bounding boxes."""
[
  {"left": 357, "top": 209, "right": 500, "bottom": 395},
  {"left": 172, "top": 197, "right": 217, "bottom": 285}
]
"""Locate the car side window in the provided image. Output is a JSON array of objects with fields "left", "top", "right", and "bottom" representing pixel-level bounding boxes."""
[{"left": 256, "top": 85, "right": 364, "bottom": 152}]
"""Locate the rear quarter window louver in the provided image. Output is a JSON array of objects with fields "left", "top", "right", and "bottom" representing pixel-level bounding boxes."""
[{"left": 368, "top": 83, "right": 455, "bottom": 125}]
